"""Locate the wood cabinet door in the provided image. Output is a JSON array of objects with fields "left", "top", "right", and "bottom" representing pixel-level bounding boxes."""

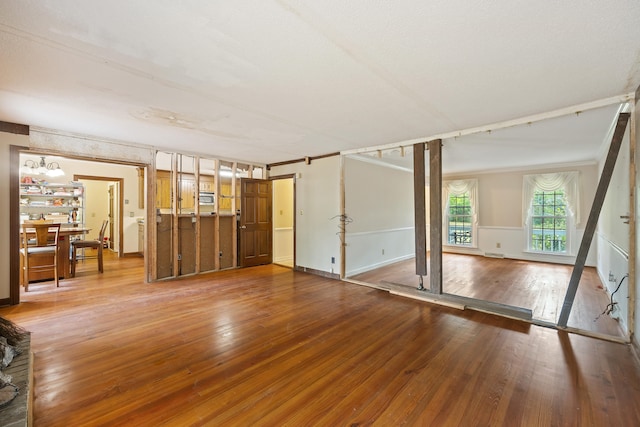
[{"left": 156, "top": 170, "right": 172, "bottom": 209}]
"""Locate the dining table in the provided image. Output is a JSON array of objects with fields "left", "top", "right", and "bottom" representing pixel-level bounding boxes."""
[{"left": 20, "top": 225, "right": 91, "bottom": 284}]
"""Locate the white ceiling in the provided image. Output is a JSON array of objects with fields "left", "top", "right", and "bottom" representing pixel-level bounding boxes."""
[{"left": 1, "top": 1, "right": 639, "bottom": 168}]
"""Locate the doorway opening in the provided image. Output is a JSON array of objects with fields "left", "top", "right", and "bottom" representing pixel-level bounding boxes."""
[
  {"left": 12, "top": 148, "right": 146, "bottom": 304},
  {"left": 75, "top": 175, "right": 124, "bottom": 257},
  {"left": 271, "top": 176, "right": 295, "bottom": 268}
]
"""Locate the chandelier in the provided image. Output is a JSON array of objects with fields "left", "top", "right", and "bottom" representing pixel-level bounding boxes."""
[{"left": 20, "top": 156, "right": 65, "bottom": 177}]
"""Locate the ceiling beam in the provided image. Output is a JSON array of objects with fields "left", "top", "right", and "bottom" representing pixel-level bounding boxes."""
[{"left": 341, "top": 93, "right": 634, "bottom": 157}]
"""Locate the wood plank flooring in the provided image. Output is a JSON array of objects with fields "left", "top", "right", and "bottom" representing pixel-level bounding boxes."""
[
  {"left": 1, "top": 252, "right": 640, "bottom": 426},
  {"left": 350, "top": 253, "right": 624, "bottom": 336}
]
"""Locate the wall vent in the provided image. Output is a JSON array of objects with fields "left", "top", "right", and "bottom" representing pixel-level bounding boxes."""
[{"left": 484, "top": 252, "right": 505, "bottom": 259}]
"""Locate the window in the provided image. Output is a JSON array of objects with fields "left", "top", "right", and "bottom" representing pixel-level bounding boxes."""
[
  {"left": 523, "top": 172, "right": 579, "bottom": 254},
  {"left": 447, "top": 192, "right": 472, "bottom": 245},
  {"left": 530, "top": 189, "right": 567, "bottom": 252},
  {"left": 444, "top": 179, "right": 478, "bottom": 247}
]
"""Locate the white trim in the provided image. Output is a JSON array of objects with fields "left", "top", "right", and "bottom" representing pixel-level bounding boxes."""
[
  {"left": 477, "top": 226, "right": 522, "bottom": 231},
  {"left": 597, "top": 231, "right": 630, "bottom": 260},
  {"left": 347, "top": 226, "right": 414, "bottom": 237},
  {"left": 346, "top": 254, "right": 414, "bottom": 277}
]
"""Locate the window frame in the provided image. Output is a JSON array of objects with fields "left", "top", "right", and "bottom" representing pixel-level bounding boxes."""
[
  {"left": 528, "top": 189, "right": 571, "bottom": 253},
  {"left": 443, "top": 179, "right": 478, "bottom": 248},
  {"left": 523, "top": 171, "right": 579, "bottom": 256}
]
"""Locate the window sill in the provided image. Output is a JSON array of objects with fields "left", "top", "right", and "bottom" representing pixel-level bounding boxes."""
[
  {"left": 523, "top": 250, "right": 574, "bottom": 257},
  {"left": 444, "top": 244, "right": 478, "bottom": 250}
]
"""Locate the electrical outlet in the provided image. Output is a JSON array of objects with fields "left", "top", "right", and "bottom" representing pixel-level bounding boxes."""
[
  {"left": 496, "top": 242, "right": 501, "bottom": 248},
  {"left": 331, "top": 257, "right": 335, "bottom": 264},
  {"left": 382, "top": 249, "right": 385, "bottom": 255}
]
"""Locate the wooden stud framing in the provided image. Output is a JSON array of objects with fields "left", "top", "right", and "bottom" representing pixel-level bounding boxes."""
[
  {"left": 214, "top": 159, "right": 221, "bottom": 271},
  {"left": 558, "top": 113, "right": 630, "bottom": 327},
  {"left": 194, "top": 156, "right": 201, "bottom": 274},
  {"left": 148, "top": 159, "right": 157, "bottom": 282},
  {"left": 428, "top": 139, "right": 443, "bottom": 294},
  {"left": 172, "top": 154, "right": 179, "bottom": 278},
  {"left": 231, "top": 162, "right": 238, "bottom": 268}
]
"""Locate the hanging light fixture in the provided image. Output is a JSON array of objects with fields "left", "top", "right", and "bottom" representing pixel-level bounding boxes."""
[
  {"left": 19, "top": 159, "right": 38, "bottom": 175},
  {"left": 20, "top": 156, "right": 65, "bottom": 177}
]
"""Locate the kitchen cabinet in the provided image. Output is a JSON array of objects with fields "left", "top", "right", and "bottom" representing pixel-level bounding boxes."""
[{"left": 156, "top": 170, "right": 172, "bottom": 209}]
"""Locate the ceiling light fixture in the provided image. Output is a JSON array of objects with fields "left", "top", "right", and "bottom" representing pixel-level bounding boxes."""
[{"left": 20, "top": 156, "right": 65, "bottom": 177}]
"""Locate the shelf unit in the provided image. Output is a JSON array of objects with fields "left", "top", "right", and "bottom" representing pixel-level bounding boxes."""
[{"left": 19, "top": 179, "right": 85, "bottom": 226}]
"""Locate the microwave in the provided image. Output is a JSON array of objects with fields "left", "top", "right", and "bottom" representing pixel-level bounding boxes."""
[{"left": 199, "top": 192, "right": 215, "bottom": 205}]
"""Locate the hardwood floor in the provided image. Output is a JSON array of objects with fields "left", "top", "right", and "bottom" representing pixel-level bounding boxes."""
[
  {"left": 1, "top": 252, "right": 640, "bottom": 425},
  {"left": 350, "top": 253, "right": 624, "bottom": 337}
]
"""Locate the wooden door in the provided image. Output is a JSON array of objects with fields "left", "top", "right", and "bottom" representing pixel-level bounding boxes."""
[{"left": 239, "top": 179, "right": 272, "bottom": 267}]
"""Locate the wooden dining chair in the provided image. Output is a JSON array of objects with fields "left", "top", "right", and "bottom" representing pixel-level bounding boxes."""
[
  {"left": 71, "top": 219, "right": 108, "bottom": 277},
  {"left": 20, "top": 222, "right": 61, "bottom": 291}
]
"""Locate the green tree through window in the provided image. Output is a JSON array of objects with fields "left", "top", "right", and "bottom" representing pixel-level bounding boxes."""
[
  {"left": 448, "top": 193, "right": 472, "bottom": 245},
  {"left": 530, "top": 189, "right": 567, "bottom": 252}
]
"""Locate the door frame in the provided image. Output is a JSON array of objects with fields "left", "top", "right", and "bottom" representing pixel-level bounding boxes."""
[
  {"left": 238, "top": 178, "right": 273, "bottom": 267},
  {"left": 10, "top": 146, "right": 144, "bottom": 305},
  {"left": 74, "top": 175, "right": 124, "bottom": 257},
  {"left": 269, "top": 174, "right": 296, "bottom": 269}
]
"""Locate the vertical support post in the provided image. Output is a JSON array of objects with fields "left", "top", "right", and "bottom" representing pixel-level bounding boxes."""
[
  {"left": 428, "top": 139, "right": 443, "bottom": 294},
  {"left": 413, "top": 142, "right": 427, "bottom": 278},
  {"left": 558, "top": 113, "right": 630, "bottom": 327},
  {"left": 231, "top": 162, "right": 238, "bottom": 268},
  {"left": 148, "top": 157, "right": 158, "bottom": 282},
  {"left": 194, "top": 156, "right": 201, "bottom": 274},
  {"left": 214, "top": 159, "right": 221, "bottom": 271},
  {"left": 171, "top": 153, "right": 179, "bottom": 278}
]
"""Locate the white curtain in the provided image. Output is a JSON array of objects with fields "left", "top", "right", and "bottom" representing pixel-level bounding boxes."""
[
  {"left": 443, "top": 179, "right": 478, "bottom": 225},
  {"left": 522, "top": 171, "right": 579, "bottom": 226}
]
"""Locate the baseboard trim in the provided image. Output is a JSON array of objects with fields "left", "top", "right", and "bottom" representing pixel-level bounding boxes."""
[
  {"left": 122, "top": 252, "right": 144, "bottom": 258},
  {"left": 0, "top": 297, "right": 11, "bottom": 307},
  {"left": 294, "top": 265, "right": 340, "bottom": 280}
]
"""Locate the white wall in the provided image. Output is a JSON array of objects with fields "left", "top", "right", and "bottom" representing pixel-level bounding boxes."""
[
  {"left": 444, "top": 163, "right": 599, "bottom": 266},
  {"left": 0, "top": 133, "right": 29, "bottom": 300},
  {"left": 58, "top": 158, "right": 143, "bottom": 254},
  {"left": 597, "top": 125, "right": 631, "bottom": 332},
  {"left": 344, "top": 156, "right": 414, "bottom": 276},
  {"left": 270, "top": 156, "right": 341, "bottom": 274},
  {"left": 82, "top": 179, "right": 110, "bottom": 239}
]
